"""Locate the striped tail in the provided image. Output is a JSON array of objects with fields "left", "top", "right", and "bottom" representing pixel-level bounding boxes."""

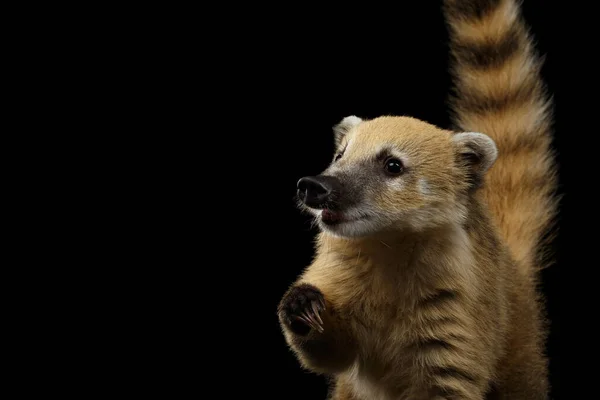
[{"left": 443, "top": 0, "right": 559, "bottom": 275}]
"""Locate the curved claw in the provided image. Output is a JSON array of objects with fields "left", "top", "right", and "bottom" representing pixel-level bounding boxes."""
[
  {"left": 301, "top": 311, "right": 318, "bottom": 329},
  {"left": 294, "top": 314, "right": 313, "bottom": 327},
  {"left": 302, "top": 311, "right": 324, "bottom": 333},
  {"left": 319, "top": 297, "right": 326, "bottom": 311},
  {"left": 311, "top": 300, "right": 324, "bottom": 326}
]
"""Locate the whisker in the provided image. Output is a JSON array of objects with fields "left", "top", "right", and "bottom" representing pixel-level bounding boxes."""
[{"left": 379, "top": 240, "right": 392, "bottom": 248}]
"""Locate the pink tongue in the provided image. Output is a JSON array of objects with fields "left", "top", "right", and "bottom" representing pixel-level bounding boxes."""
[{"left": 322, "top": 209, "right": 341, "bottom": 222}]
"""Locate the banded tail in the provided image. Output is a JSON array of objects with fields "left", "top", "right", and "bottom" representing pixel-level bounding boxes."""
[{"left": 443, "top": 0, "right": 558, "bottom": 275}]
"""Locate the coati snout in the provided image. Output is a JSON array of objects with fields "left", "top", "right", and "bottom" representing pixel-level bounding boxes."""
[
  {"left": 297, "top": 175, "right": 344, "bottom": 224},
  {"left": 297, "top": 175, "right": 342, "bottom": 208}
]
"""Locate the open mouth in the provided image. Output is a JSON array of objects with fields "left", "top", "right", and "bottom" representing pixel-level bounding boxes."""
[
  {"left": 320, "top": 209, "right": 369, "bottom": 226},
  {"left": 321, "top": 209, "right": 343, "bottom": 225}
]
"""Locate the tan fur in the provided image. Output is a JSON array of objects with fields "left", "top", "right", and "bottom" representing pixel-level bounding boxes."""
[
  {"left": 278, "top": 0, "right": 557, "bottom": 399},
  {"left": 445, "top": 0, "right": 558, "bottom": 273},
  {"left": 449, "top": 0, "right": 518, "bottom": 42}
]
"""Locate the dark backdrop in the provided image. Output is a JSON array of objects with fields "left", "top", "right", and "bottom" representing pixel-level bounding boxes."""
[
  {"left": 132, "top": 1, "right": 595, "bottom": 398},
  {"left": 235, "top": 1, "right": 575, "bottom": 399}
]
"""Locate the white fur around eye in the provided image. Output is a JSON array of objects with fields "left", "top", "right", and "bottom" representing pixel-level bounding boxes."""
[
  {"left": 418, "top": 178, "right": 431, "bottom": 195},
  {"left": 391, "top": 180, "right": 405, "bottom": 190}
]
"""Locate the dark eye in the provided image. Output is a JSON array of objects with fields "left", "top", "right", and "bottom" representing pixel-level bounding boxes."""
[
  {"left": 384, "top": 158, "right": 404, "bottom": 175},
  {"left": 334, "top": 144, "right": 347, "bottom": 162}
]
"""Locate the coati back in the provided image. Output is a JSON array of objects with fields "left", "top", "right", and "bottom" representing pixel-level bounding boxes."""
[{"left": 277, "top": 0, "right": 557, "bottom": 399}]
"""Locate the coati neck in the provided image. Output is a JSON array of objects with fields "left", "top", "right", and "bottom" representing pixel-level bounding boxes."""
[{"left": 316, "top": 223, "right": 470, "bottom": 272}]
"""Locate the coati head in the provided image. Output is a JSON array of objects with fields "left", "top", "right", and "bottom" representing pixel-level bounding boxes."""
[{"left": 296, "top": 115, "right": 497, "bottom": 238}]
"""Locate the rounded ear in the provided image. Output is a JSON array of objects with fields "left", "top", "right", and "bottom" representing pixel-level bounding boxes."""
[
  {"left": 452, "top": 132, "right": 498, "bottom": 187},
  {"left": 333, "top": 116, "right": 362, "bottom": 147}
]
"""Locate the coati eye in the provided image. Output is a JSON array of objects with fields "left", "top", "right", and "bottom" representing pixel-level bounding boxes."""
[
  {"left": 334, "top": 144, "right": 347, "bottom": 162},
  {"left": 384, "top": 158, "right": 404, "bottom": 175}
]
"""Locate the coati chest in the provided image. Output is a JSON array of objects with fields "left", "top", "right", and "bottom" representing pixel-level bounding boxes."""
[
  {"left": 342, "top": 294, "right": 477, "bottom": 400},
  {"left": 328, "top": 233, "right": 491, "bottom": 398}
]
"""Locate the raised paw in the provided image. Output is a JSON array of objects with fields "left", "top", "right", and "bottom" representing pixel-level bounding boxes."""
[{"left": 278, "top": 283, "right": 326, "bottom": 335}]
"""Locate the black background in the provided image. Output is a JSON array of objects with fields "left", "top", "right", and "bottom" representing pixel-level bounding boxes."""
[
  {"left": 130, "top": 1, "right": 595, "bottom": 399},
  {"left": 239, "top": 1, "right": 571, "bottom": 399}
]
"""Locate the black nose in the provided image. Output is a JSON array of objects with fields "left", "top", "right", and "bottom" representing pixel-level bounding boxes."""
[{"left": 297, "top": 175, "right": 340, "bottom": 208}]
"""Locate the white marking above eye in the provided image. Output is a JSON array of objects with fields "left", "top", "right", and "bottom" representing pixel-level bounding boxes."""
[{"left": 375, "top": 146, "right": 411, "bottom": 167}]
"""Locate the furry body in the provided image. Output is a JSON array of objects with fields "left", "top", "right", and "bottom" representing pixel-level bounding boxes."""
[{"left": 278, "top": 0, "right": 557, "bottom": 399}]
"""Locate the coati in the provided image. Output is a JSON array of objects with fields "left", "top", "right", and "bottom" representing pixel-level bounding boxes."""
[{"left": 277, "top": 0, "right": 558, "bottom": 398}]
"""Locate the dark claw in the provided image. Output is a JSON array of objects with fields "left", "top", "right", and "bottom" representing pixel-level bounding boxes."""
[
  {"left": 311, "top": 301, "right": 324, "bottom": 326},
  {"left": 301, "top": 311, "right": 319, "bottom": 331},
  {"left": 301, "top": 312, "right": 323, "bottom": 333},
  {"left": 279, "top": 283, "right": 326, "bottom": 335},
  {"left": 294, "top": 314, "right": 313, "bottom": 327}
]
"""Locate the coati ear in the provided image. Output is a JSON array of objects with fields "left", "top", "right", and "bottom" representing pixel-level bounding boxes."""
[
  {"left": 452, "top": 132, "right": 498, "bottom": 187},
  {"left": 333, "top": 116, "right": 362, "bottom": 148}
]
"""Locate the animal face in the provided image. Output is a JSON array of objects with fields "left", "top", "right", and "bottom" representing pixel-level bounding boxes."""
[{"left": 296, "top": 116, "right": 497, "bottom": 238}]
